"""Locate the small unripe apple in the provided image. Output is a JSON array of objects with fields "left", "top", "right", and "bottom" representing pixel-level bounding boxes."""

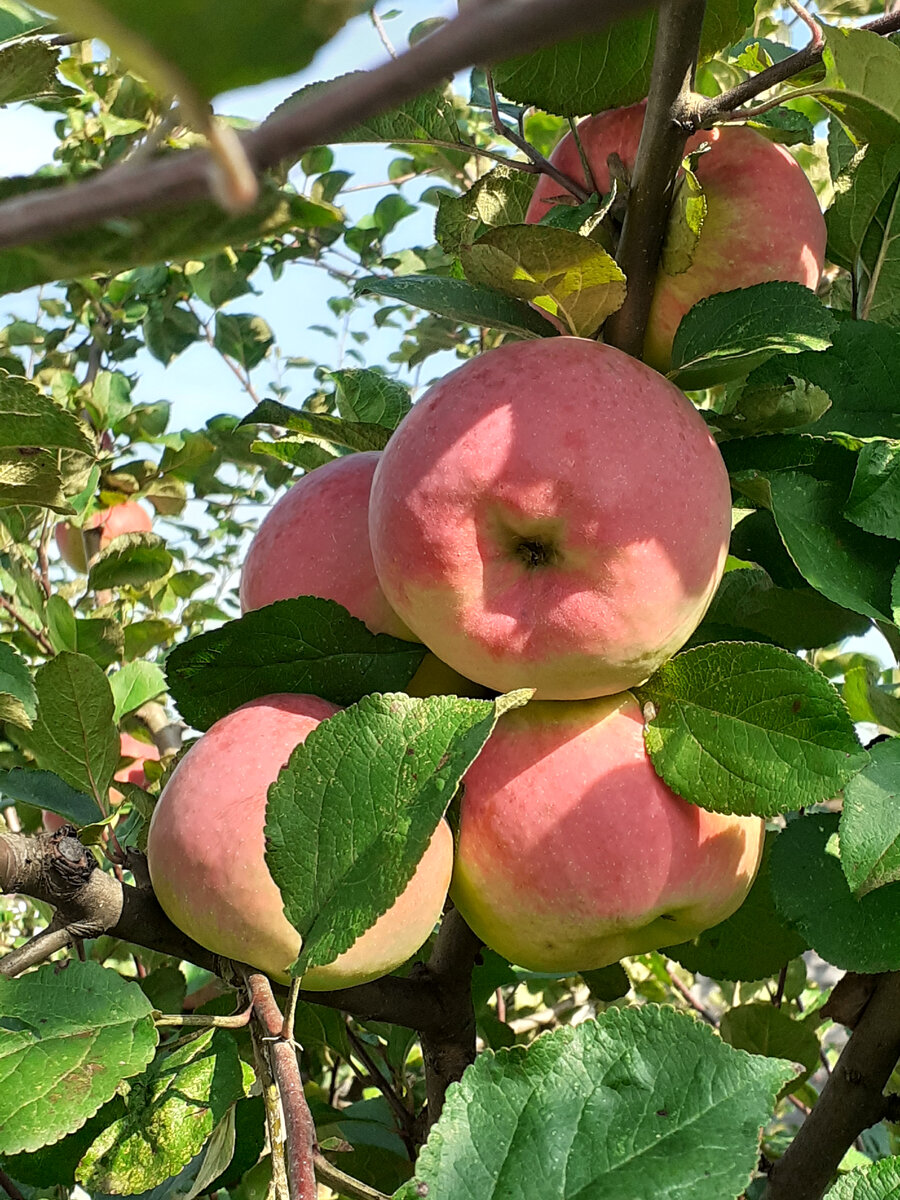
[
  {"left": 525, "top": 101, "right": 826, "bottom": 371},
  {"left": 55, "top": 501, "right": 153, "bottom": 573},
  {"left": 451, "top": 693, "right": 764, "bottom": 972},
  {"left": 240, "top": 452, "right": 414, "bottom": 640},
  {"left": 369, "top": 336, "right": 731, "bottom": 700},
  {"left": 146, "top": 693, "right": 454, "bottom": 989}
]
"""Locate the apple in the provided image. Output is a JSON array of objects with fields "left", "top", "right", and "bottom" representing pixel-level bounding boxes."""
[
  {"left": 146, "top": 693, "right": 454, "bottom": 989},
  {"left": 55, "top": 501, "right": 153, "bottom": 574},
  {"left": 369, "top": 336, "right": 731, "bottom": 700},
  {"left": 525, "top": 101, "right": 826, "bottom": 371},
  {"left": 43, "top": 731, "right": 160, "bottom": 831},
  {"left": 240, "top": 451, "right": 414, "bottom": 640},
  {"left": 451, "top": 693, "right": 764, "bottom": 972}
]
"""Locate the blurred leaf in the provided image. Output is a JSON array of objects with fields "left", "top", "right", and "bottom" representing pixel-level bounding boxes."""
[
  {"left": 0, "top": 960, "right": 156, "bottom": 1155},
  {"left": 396, "top": 1006, "right": 793, "bottom": 1200},
  {"left": 0, "top": 1, "right": 49, "bottom": 41},
  {"left": 770, "top": 811, "right": 900, "bottom": 972},
  {"left": 635, "top": 641, "right": 867, "bottom": 817},
  {"left": 0, "top": 641, "right": 36, "bottom": 728},
  {"left": 165, "top": 597, "right": 426, "bottom": 731},
  {"left": 213, "top": 312, "right": 273, "bottom": 370},
  {"left": 0, "top": 39, "right": 59, "bottom": 105},
  {"left": 719, "top": 1003, "right": 820, "bottom": 1088}
]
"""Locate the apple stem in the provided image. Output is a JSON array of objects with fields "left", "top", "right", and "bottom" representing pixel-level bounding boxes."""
[{"left": 603, "top": 0, "right": 708, "bottom": 358}]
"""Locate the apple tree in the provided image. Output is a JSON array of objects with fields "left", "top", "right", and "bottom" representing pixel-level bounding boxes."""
[{"left": 1, "top": 1, "right": 899, "bottom": 1198}]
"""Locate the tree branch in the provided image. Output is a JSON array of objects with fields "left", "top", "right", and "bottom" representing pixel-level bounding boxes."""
[
  {"left": 0, "top": 0, "right": 652, "bottom": 253},
  {"left": 417, "top": 904, "right": 483, "bottom": 1129},
  {"left": 765, "top": 971, "right": 900, "bottom": 1200},
  {"left": 692, "top": 8, "right": 900, "bottom": 128},
  {"left": 604, "top": 0, "right": 708, "bottom": 356}
]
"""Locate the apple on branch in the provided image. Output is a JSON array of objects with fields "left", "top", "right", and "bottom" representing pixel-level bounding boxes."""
[
  {"left": 55, "top": 501, "right": 153, "bottom": 574},
  {"left": 525, "top": 101, "right": 827, "bottom": 371},
  {"left": 451, "top": 693, "right": 765, "bottom": 972},
  {"left": 146, "top": 693, "right": 454, "bottom": 989},
  {"left": 369, "top": 336, "right": 732, "bottom": 700}
]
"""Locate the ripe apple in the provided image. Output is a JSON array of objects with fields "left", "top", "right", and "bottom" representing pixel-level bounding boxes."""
[
  {"left": 146, "top": 693, "right": 454, "bottom": 989},
  {"left": 43, "top": 731, "right": 161, "bottom": 831},
  {"left": 55, "top": 501, "right": 153, "bottom": 574},
  {"left": 451, "top": 693, "right": 764, "bottom": 972},
  {"left": 241, "top": 452, "right": 415, "bottom": 639},
  {"left": 369, "top": 336, "right": 731, "bottom": 700},
  {"left": 525, "top": 101, "right": 826, "bottom": 371}
]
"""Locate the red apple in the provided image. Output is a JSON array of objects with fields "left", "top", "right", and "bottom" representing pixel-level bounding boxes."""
[
  {"left": 451, "top": 693, "right": 764, "bottom": 972},
  {"left": 43, "top": 730, "right": 161, "bottom": 831},
  {"left": 55, "top": 501, "right": 153, "bottom": 574},
  {"left": 369, "top": 337, "right": 731, "bottom": 700},
  {"left": 525, "top": 101, "right": 826, "bottom": 371},
  {"left": 146, "top": 693, "right": 454, "bottom": 989},
  {"left": 240, "top": 452, "right": 414, "bottom": 640}
]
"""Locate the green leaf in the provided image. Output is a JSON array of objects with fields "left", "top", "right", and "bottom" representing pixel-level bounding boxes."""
[
  {"left": 77, "top": 1029, "right": 248, "bottom": 1194},
  {"left": 35, "top": 0, "right": 357, "bottom": 100},
  {"left": 0, "top": 178, "right": 340, "bottom": 298},
  {"left": 0, "top": 372, "right": 95, "bottom": 456},
  {"left": 0, "top": 40, "right": 59, "bottom": 105},
  {"left": 771, "top": 811, "right": 900, "bottom": 972},
  {"left": 579, "top": 963, "right": 630, "bottom": 1002},
  {"left": 0, "top": 641, "right": 36, "bottom": 728},
  {"left": 32, "top": 651, "right": 120, "bottom": 806},
  {"left": 715, "top": 374, "right": 832, "bottom": 439},
  {"left": 664, "top": 831, "right": 808, "bottom": 981},
  {"left": 661, "top": 163, "right": 707, "bottom": 275},
  {"left": 267, "top": 691, "right": 525, "bottom": 976},
  {"left": 844, "top": 439, "right": 900, "bottom": 538},
  {"left": 826, "top": 1157, "right": 900, "bottom": 1199},
  {"left": 766, "top": 471, "right": 898, "bottom": 623},
  {"left": 492, "top": 0, "right": 755, "bottom": 116},
  {"left": 840, "top": 739, "right": 900, "bottom": 898},
  {"left": 396, "top": 1006, "right": 794, "bottom": 1200},
  {"left": 0, "top": 1099, "right": 125, "bottom": 1190},
  {"left": 331, "top": 368, "right": 411, "bottom": 430},
  {"left": 354, "top": 275, "right": 559, "bottom": 339},
  {"left": 460, "top": 225, "right": 626, "bottom": 338},
  {"left": 669, "top": 282, "right": 837, "bottom": 389},
  {"left": 273, "top": 74, "right": 460, "bottom": 146},
  {"left": 719, "top": 1003, "right": 819, "bottom": 1093},
  {"left": 0, "top": 960, "right": 156, "bottom": 1155},
  {"left": 110, "top": 660, "right": 167, "bottom": 722},
  {"left": 0, "top": 768, "right": 103, "bottom": 825},
  {"left": 240, "top": 398, "right": 392, "bottom": 452},
  {"left": 635, "top": 641, "right": 867, "bottom": 817},
  {"left": 165, "top": 597, "right": 426, "bottom": 732},
  {"left": 813, "top": 26, "right": 900, "bottom": 147},
  {"left": 0, "top": 1, "right": 49, "bottom": 41},
  {"left": 88, "top": 532, "right": 173, "bottom": 590},
  {"left": 213, "top": 312, "right": 273, "bottom": 370},
  {"left": 745, "top": 106, "right": 816, "bottom": 146},
  {"left": 843, "top": 664, "right": 900, "bottom": 733},
  {"left": 435, "top": 165, "right": 537, "bottom": 258}
]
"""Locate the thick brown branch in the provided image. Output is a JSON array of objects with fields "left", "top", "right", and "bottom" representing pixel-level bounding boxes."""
[
  {"left": 418, "top": 904, "right": 483, "bottom": 1129},
  {"left": 604, "top": 0, "right": 708, "bottom": 356},
  {"left": 0, "top": 0, "right": 651, "bottom": 252},
  {"left": 693, "top": 9, "right": 900, "bottom": 128},
  {"left": 765, "top": 971, "right": 900, "bottom": 1200}
]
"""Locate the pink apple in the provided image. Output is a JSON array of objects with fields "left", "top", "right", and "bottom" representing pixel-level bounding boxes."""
[
  {"left": 369, "top": 337, "right": 731, "bottom": 700},
  {"left": 451, "top": 693, "right": 765, "bottom": 972},
  {"left": 525, "top": 101, "right": 826, "bottom": 371},
  {"left": 240, "top": 452, "right": 414, "bottom": 640},
  {"left": 55, "top": 501, "right": 153, "bottom": 574},
  {"left": 146, "top": 693, "right": 454, "bottom": 989}
]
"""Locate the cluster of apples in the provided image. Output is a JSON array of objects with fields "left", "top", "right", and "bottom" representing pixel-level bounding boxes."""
[{"left": 146, "top": 102, "right": 827, "bottom": 988}]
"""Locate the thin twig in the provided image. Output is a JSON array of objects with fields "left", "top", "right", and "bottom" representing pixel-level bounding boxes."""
[
  {"left": 0, "top": 925, "right": 73, "bottom": 978},
  {"left": 784, "top": 0, "right": 823, "bottom": 49},
  {"left": 154, "top": 1002, "right": 253, "bottom": 1028},
  {"left": 665, "top": 964, "right": 718, "bottom": 1026},
  {"left": 0, "top": 594, "right": 54, "bottom": 656},
  {"left": 0, "top": 1169, "right": 26, "bottom": 1200},
  {"left": 345, "top": 1023, "right": 415, "bottom": 1152},
  {"left": 370, "top": 7, "right": 397, "bottom": 58}
]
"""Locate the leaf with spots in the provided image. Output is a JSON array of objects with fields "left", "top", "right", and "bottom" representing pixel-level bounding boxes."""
[
  {"left": 635, "top": 641, "right": 868, "bottom": 817},
  {"left": 0, "top": 960, "right": 156, "bottom": 1155},
  {"left": 266, "top": 690, "right": 530, "bottom": 977},
  {"left": 76, "top": 1028, "right": 251, "bottom": 1195},
  {"left": 395, "top": 1006, "right": 794, "bottom": 1200}
]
